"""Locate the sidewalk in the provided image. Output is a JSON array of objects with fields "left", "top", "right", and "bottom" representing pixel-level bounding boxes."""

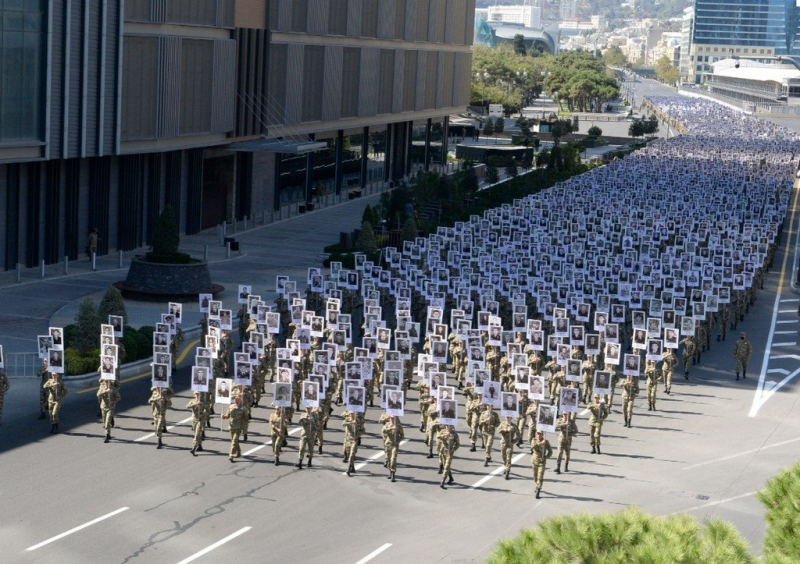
[{"left": 0, "top": 188, "right": 383, "bottom": 361}]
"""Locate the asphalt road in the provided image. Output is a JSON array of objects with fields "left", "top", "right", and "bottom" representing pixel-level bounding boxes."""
[{"left": 2, "top": 108, "right": 800, "bottom": 563}]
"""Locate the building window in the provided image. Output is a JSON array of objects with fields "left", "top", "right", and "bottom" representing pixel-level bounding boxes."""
[
  {"left": 0, "top": 0, "right": 46, "bottom": 143},
  {"left": 180, "top": 39, "right": 213, "bottom": 135}
]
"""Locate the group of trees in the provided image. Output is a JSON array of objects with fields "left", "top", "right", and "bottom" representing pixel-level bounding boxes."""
[
  {"left": 655, "top": 54, "right": 681, "bottom": 85},
  {"left": 629, "top": 115, "right": 660, "bottom": 138},
  {"left": 543, "top": 50, "right": 620, "bottom": 113},
  {"left": 489, "top": 460, "right": 800, "bottom": 564},
  {"left": 471, "top": 44, "right": 550, "bottom": 114}
]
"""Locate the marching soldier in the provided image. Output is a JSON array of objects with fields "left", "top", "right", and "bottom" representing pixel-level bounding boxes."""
[
  {"left": 296, "top": 407, "right": 318, "bottom": 469},
  {"left": 498, "top": 416, "right": 521, "bottom": 479},
  {"left": 149, "top": 387, "right": 169, "bottom": 449},
  {"left": 679, "top": 335, "right": 696, "bottom": 380},
  {"left": 734, "top": 332, "right": 752, "bottom": 380},
  {"left": 222, "top": 395, "right": 247, "bottom": 462},
  {"left": 425, "top": 400, "right": 440, "bottom": 458},
  {"left": 479, "top": 405, "right": 500, "bottom": 466},
  {"left": 0, "top": 368, "right": 9, "bottom": 426},
  {"left": 516, "top": 390, "right": 532, "bottom": 445},
  {"left": 382, "top": 415, "right": 404, "bottom": 482},
  {"left": 662, "top": 348, "right": 677, "bottom": 394},
  {"left": 438, "top": 424, "right": 460, "bottom": 489},
  {"left": 187, "top": 392, "right": 205, "bottom": 455},
  {"left": 269, "top": 406, "right": 287, "bottom": 465},
  {"left": 554, "top": 412, "right": 578, "bottom": 474},
  {"left": 43, "top": 372, "right": 67, "bottom": 434},
  {"left": 588, "top": 394, "right": 608, "bottom": 454},
  {"left": 468, "top": 391, "right": 484, "bottom": 452},
  {"left": 97, "top": 380, "right": 120, "bottom": 443},
  {"left": 343, "top": 410, "right": 361, "bottom": 476},
  {"left": 530, "top": 429, "right": 552, "bottom": 499},
  {"left": 621, "top": 374, "right": 639, "bottom": 428},
  {"left": 645, "top": 360, "right": 659, "bottom": 411}
]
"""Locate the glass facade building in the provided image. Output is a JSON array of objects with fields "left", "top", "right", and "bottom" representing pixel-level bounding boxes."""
[{"left": 692, "top": 0, "right": 798, "bottom": 55}]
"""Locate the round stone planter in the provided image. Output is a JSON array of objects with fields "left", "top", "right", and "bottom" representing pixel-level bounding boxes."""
[{"left": 115, "top": 257, "right": 224, "bottom": 302}]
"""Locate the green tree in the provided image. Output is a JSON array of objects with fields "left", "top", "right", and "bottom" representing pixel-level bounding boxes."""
[
  {"left": 543, "top": 50, "right": 619, "bottom": 113},
  {"left": 645, "top": 114, "right": 660, "bottom": 135},
  {"left": 72, "top": 298, "right": 100, "bottom": 355},
  {"left": 521, "top": 151, "right": 533, "bottom": 170},
  {"left": 550, "top": 118, "right": 575, "bottom": 145},
  {"left": 362, "top": 204, "right": 381, "bottom": 227},
  {"left": 603, "top": 45, "right": 631, "bottom": 68},
  {"left": 487, "top": 507, "right": 756, "bottom": 564},
  {"left": 355, "top": 220, "right": 379, "bottom": 254},
  {"left": 629, "top": 119, "right": 645, "bottom": 138},
  {"left": 494, "top": 117, "right": 505, "bottom": 144},
  {"left": 512, "top": 34, "right": 527, "bottom": 56},
  {"left": 655, "top": 54, "right": 680, "bottom": 85},
  {"left": 587, "top": 125, "right": 603, "bottom": 137},
  {"left": 758, "top": 461, "right": 800, "bottom": 563},
  {"left": 485, "top": 163, "right": 500, "bottom": 184},
  {"left": 482, "top": 116, "right": 494, "bottom": 139},
  {"left": 458, "top": 161, "right": 479, "bottom": 197},
  {"left": 400, "top": 217, "right": 418, "bottom": 243},
  {"left": 98, "top": 287, "right": 128, "bottom": 327},
  {"left": 505, "top": 162, "right": 518, "bottom": 178},
  {"left": 151, "top": 205, "right": 180, "bottom": 257}
]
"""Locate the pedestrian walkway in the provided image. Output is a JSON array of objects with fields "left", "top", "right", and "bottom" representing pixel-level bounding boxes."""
[{"left": 0, "top": 189, "right": 383, "bottom": 360}]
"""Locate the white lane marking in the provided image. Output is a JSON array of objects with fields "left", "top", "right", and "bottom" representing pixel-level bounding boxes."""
[
  {"left": 469, "top": 452, "right": 528, "bottom": 490},
  {"left": 775, "top": 320, "right": 798, "bottom": 324},
  {"left": 342, "top": 440, "right": 410, "bottom": 474},
  {"left": 355, "top": 543, "right": 393, "bottom": 564},
  {"left": 682, "top": 437, "right": 800, "bottom": 470},
  {"left": 134, "top": 417, "right": 193, "bottom": 442},
  {"left": 579, "top": 408, "right": 589, "bottom": 415},
  {"left": 175, "top": 527, "right": 252, "bottom": 564},
  {"left": 780, "top": 298, "right": 800, "bottom": 303},
  {"left": 770, "top": 354, "right": 800, "bottom": 360},
  {"left": 778, "top": 309, "right": 798, "bottom": 313},
  {"left": 774, "top": 330, "right": 797, "bottom": 334},
  {"left": 767, "top": 368, "right": 791, "bottom": 375},
  {"left": 771, "top": 342, "right": 797, "bottom": 347},
  {"left": 26, "top": 507, "right": 129, "bottom": 551},
  {"left": 242, "top": 427, "right": 302, "bottom": 456},
  {"left": 671, "top": 492, "right": 756, "bottom": 515},
  {"left": 752, "top": 186, "right": 800, "bottom": 418}
]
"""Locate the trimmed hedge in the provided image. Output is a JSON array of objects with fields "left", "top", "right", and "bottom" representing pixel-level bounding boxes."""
[{"left": 64, "top": 325, "right": 156, "bottom": 375}]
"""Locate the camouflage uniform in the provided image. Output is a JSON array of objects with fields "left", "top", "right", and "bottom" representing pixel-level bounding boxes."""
[
  {"left": 587, "top": 398, "right": 608, "bottom": 453},
  {"left": 621, "top": 376, "right": 639, "bottom": 427},
  {"left": 498, "top": 418, "right": 521, "bottom": 477},
  {"left": 734, "top": 333, "right": 752, "bottom": 380},
  {"left": 530, "top": 433, "right": 553, "bottom": 497},
  {"left": 555, "top": 415, "right": 578, "bottom": 472},
  {"left": 269, "top": 408, "right": 287, "bottom": 464},
  {"left": 438, "top": 426, "right": 460, "bottom": 488},
  {"left": 186, "top": 394, "right": 205, "bottom": 454},
  {"left": 479, "top": 408, "right": 500, "bottom": 464}
]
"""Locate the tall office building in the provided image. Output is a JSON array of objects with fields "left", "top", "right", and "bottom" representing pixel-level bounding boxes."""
[
  {"left": 559, "top": 0, "right": 577, "bottom": 20},
  {"left": 687, "top": 0, "right": 799, "bottom": 83},
  {"left": 0, "top": 1, "right": 475, "bottom": 271}
]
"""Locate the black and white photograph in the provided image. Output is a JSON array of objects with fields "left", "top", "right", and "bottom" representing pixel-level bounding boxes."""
[
  {"left": 529, "top": 375, "right": 546, "bottom": 401},
  {"left": 169, "top": 302, "right": 183, "bottom": 324},
  {"left": 101, "top": 324, "right": 114, "bottom": 338},
  {"left": 483, "top": 380, "right": 501, "bottom": 406},
  {"left": 109, "top": 316, "right": 124, "bottom": 337},
  {"left": 37, "top": 335, "right": 53, "bottom": 359},
  {"left": 386, "top": 389, "right": 404, "bottom": 417},
  {"left": 273, "top": 383, "right": 292, "bottom": 408},
  {"left": 346, "top": 385, "right": 366, "bottom": 413},
  {"left": 199, "top": 293, "right": 212, "bottom": 313},
  {"left": 235, "top": 362, "right": 252, "bottom": 386},
  {"left": 438, "top": 398, "right": 457, "bottom": 426},
  {"left": 100, "top": 355, "right": 116, "bottom": 380},
  {"left": 566, "top": 359, "right": 582, "bottom": 383},
  {"left": 593, "top": 370, "right": 612, "bottom": 395},
  {"left": 49, "top": 327, "right": 64, "bottom": 350},
  {"left": 646, "top": 339, "right": 664, "bottom": 361},
  {"left": 238, "top": 285, "right": 252, "bottom": 304},
  {"left": 302, "top": 380, "right": 320, "bottom": 408},
  {"left": 48, "top": 348, "right": 64, "bottom": 373},
  {"left": 536, "top": 404, "right": 557, "bottom": 433},
  {"left": 500, "top": 392, "right": 519, "bottom": 418},
  {"left": 219, "top": 309, "right": 233, "bottom": 331},
  {"left": 559, "top": 387, "right": 579, "bottom": 413},
  {"left": 216, "top": 378, "right": 233, "bottom": 405},
  {"left": 152, "top": 363, "right": 169, "bottom": 387},
  {"left": 605, "top": 343, "right": 621, "bottom": 365},
  {"left": 191, "top": 366, "right": 210, "bottom": 392},
  {"left": 623, "top": 353, "right": 640, "bottom": 377}
]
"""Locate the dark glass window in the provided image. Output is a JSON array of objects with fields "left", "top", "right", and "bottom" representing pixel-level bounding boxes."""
[{"left": 0, "top": 0, "right": 46, "bottom": 143}]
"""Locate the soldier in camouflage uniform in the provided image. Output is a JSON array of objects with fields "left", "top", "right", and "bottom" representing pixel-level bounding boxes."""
[
  {"left": 43, "top": 372, "right": 68, "bottom": 434},
  {"left": 545, "top": 358, "right": 563, "bottom": 406},
  {"left": 587, "top": 394, "right": 608, "bottom": 454},
  {"left": 498, "top": 416, "right": 521, "bottom": 479},
  {"left": 148, "top": 387, "right": 169, "bottom": 448},
  {"left": 479, "top": 405, "right": 500, "bottom": 466},
  {"left": 530, "top": 430, "right": 552, "bottom": 499},
  {"left": 382, "top": 415, "right": 404, "bottom": 482},
  {"left": 555, "top": 412, "right": 578, "bottom": 474},
  {"left": 581, "top": 355, "right": 596, "bottom": 404},
  {"left": 97, "top": 379, "right": 120, "bottom": 443},
  {"left": 662, "top": 348, "right": 677, "bottom": 394},
  {"left": 645, "top": 360, "right": 659, "bottom": 411},
  {"left": 734, "top": 332, "right": 752, "bottom": 380},
  {"left": 417, "top": 379, "right": 431, "bottom": 433},
  {"left": 438, "top": 425, "right": 459, "bottom": 489},
  {"left": 679, "top": 336, "right": 696, "bottom": 380},
  {"left": 222, "top": 395, "right": 247, "bottom": 462},
  {"left": 425, "top": 400, "right": 440, "bottom": 458},
  {"left": 343, "top": 410, "right": 361, "bottom": 476},
  {"left": 186, "top": 392, "right": 205, "bottom": 455},
  {"left": 232, "top": 385, "right": 253, "bottom": 442},
  {"left": 516, "top": 390, "right": 531, "bottom": 446},
  {"left": 269, "top": 406, "right": 287, "bottom": 465},
  {"left": 467, "top": 392, "right": 484, "bottom": 451},
  {"left": 296, "top": 406, "right": 318, "bottom": 469},
  {"left": 621, "top": 373, "right": 639, "bottom": 428}
]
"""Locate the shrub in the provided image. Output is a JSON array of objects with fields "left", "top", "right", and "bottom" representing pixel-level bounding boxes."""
[
  {"left": 355, "top": 221, "right": 379, "bottom": 254},
  {"left": 588, "top": 125, "right": 603, "bottom": 137},
  {"left": 98, "top": 287, "right": 128, "bottom": 327},
  {"left": 758, "top": 461, "right": 800, "bottom": 564},
  {"left": 485, "top": 163, "right": 499, "bottom": 184},
  {"left": 119, "top": 333, "right": 139, "bottom": 363},
  {"left": 401, "top": 217, "right": 418, "bottom": 243},
  {"left": 65, "top": 348, "right": 99, "bottom": 376},
  {"left": 152, "top": 205, "right": 180, "bottom": 256},
  {"left": 487, "top": 507, "right": 755, "bottom": 564},
  {"left": 72, "top": 297, "right": 100, "bottom": 355}
]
